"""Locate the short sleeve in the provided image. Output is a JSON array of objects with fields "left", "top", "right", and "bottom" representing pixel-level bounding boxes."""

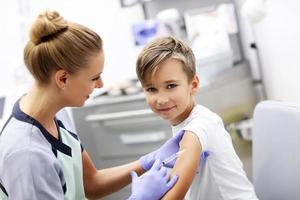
[
  {"left": 2, "top": 148, "right": 64, "bottom": 200},
  {"left": 183, "top": 117, "right": 215, "bottom": 150}
]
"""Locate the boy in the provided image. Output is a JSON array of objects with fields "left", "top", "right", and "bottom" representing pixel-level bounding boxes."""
[{"left": 136, "top": 36, "right": 258, "bottom": 200}]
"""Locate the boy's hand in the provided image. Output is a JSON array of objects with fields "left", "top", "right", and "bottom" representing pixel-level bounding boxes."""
[{"left": 139, "top": 130, "right": 184, "bottom": 170}]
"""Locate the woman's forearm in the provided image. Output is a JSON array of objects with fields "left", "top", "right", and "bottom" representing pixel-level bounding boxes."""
[{"left": 85, "top": 160, "right": 144, "bottom": 198}]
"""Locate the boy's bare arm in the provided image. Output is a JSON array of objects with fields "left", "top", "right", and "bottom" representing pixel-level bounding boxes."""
[{"left": 162, "top": 131, "right": 202, "bottom": 200}]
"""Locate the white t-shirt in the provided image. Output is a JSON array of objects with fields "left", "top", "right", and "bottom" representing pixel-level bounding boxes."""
[{"left": 172, "top": 105, "right": 258, "bottom": 200}]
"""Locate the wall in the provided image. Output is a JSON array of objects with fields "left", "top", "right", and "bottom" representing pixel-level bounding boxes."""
[
  {"left": 255, "top": 0, "right": 300, "bottom": 101},
  {"left": 237, "top": 0, "right": 300, "bottom": 101},
  {"left": 0, "top": 0, "right": 29, "bottom": 96},
  {"left": 0, "top": 0, "right": 144, "bottom": 97},
  {"left": 2, "top": 0, "right": 300, "bottom": 101}
]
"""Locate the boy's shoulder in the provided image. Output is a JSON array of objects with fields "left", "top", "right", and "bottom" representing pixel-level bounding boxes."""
[
  {"left": 176, "top": 104, "right": 223, "bottom": 133},
  {"left": 191, "top": 104, "right": 222, "bottom": 124}
]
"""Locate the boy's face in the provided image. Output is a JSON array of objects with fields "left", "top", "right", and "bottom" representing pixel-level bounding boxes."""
[{"left": 143, "top": 58, "right": 199, "bottom": 125}]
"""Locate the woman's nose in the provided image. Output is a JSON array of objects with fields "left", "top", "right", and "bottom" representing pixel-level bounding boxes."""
[{"left": 95, "top": 78, "right": 103, "bottom": 88}]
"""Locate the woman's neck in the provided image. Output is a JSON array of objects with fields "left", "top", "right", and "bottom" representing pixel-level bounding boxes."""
[{"left": 20, "top": 83, "right": 63, "bottom": 138}]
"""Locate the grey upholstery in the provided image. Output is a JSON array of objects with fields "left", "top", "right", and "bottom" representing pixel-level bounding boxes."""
[{"left": 252, "top": 101, "right": 300, "bottom": 200}]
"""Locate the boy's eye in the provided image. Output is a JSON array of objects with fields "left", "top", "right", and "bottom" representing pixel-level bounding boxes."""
[
  {"left": 145, "top": 87, "right": 157, "bottom": 92},
  {"left": 166, "top": 84, "right": 177, "bottom": 89}
]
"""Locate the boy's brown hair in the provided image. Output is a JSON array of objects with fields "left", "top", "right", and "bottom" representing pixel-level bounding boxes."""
[{"left": 136, "top": 36, "right": 196, "bottom": 85}]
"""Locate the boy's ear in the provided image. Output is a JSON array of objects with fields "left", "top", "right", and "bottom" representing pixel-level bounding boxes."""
[
  {"left": 191, "top": 75, "right": 200, "bottom": 94},
  {"left": 54, "top": 69, "right": 69, "bottom": 90}
]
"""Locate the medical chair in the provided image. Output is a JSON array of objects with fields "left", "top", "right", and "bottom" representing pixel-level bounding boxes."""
[{"left": 252, "top": 101, "right": 300, "bottom": 200}]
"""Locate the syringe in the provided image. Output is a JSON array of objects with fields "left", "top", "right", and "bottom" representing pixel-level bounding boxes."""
[
  {"left": 162, "top": 149, "right": 186, "bottom": 166},
  {"left": 140, "top": 149, "right": 186, "bottom": 178}
]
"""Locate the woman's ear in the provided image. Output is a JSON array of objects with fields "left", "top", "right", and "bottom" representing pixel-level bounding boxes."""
[
  {"left": 191, "top": 75, "right": 200, "bottom": 94},
  {"left": 54, "top": 69, "right": 68, "bottom": 90}
]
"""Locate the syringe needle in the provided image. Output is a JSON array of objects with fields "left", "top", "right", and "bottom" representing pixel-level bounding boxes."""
[{"left": 162, "top": 149, "right": 186, "bottom": 166}]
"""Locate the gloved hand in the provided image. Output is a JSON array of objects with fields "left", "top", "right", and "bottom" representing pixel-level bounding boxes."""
[
  {"left": 139, "top": 130, "right": 184, "bottom": 171},
  {"left": 128, "top": 159, "right": 178, "bottom": 200}
]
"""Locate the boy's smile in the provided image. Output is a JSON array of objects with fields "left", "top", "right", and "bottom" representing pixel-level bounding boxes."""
[
  {"left": 143, "top": 58, "right": 199, "bottom": 125},
  {"left": 157, "top": 106, "right": 176, "bottom": 112}
]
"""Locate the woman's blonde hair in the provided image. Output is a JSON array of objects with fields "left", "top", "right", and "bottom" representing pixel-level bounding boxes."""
[
  {"left": 136, "top": 36, "right": 196, "bottom": 85},
  {"left": 24, "top": 10, "right": 103, "bottom": 83}
]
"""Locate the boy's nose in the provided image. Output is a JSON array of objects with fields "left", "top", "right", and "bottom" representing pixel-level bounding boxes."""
[{"left": 156, "top": 95, "right": 169, "bottom": 106}]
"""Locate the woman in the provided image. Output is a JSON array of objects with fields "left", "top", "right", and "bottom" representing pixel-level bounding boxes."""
[{"left": 0, "top": 11, "right": 182, "bottom": 200}]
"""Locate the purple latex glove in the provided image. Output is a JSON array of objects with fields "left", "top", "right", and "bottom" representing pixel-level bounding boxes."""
[
  {"left": 128, "top": 159, "right": 178, "bottom": 200},
  {"left": 139, "top": 130, "right": 184, "bottom": 171}
]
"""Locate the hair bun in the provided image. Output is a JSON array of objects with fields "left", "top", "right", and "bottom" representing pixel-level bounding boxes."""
[{"left": 29, "top": 10, "right": 68, "bottom": 44}]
